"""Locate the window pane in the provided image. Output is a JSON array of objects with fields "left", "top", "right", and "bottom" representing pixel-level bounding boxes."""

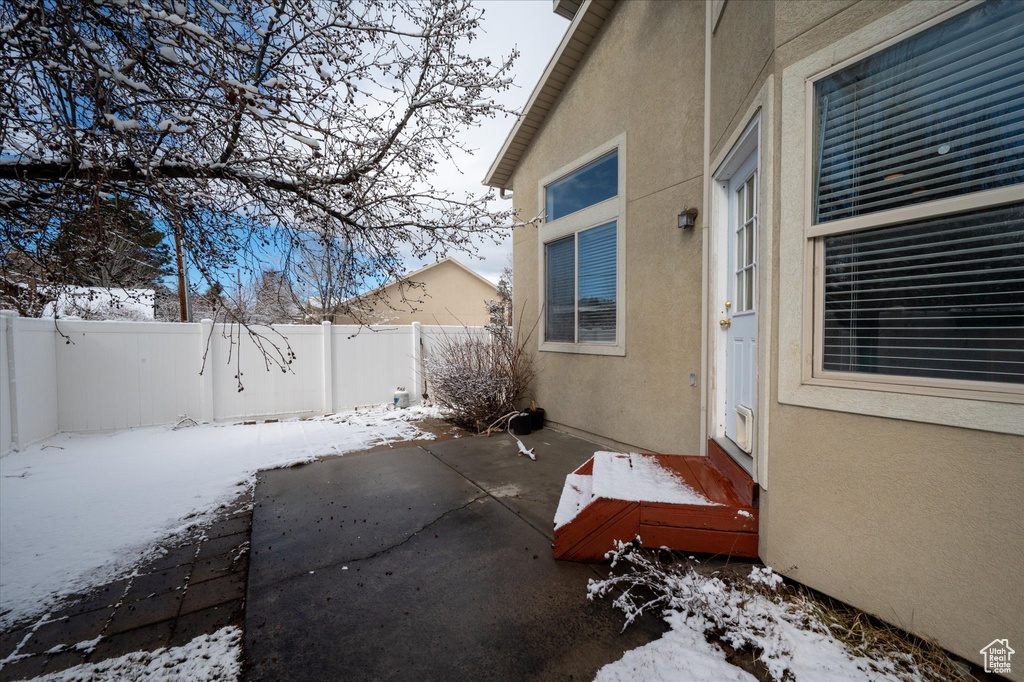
[
  {"left": 813, "top": 0, "right": 1024, "bottom": 223},
  {"left": 577, "top": 222, "right": 617, "bottom": 343},
  {"left": 545, "top": 151, "right": 618, "bottom": 221},
  {"left": 822, "top": 202, "right": 1024, "bottom": 384},
  {"left": 744, "top": 269, "right": 754, "bottom": 313},
  {"left": 545, "top": 236, "right": 575, "bottom": 343}
]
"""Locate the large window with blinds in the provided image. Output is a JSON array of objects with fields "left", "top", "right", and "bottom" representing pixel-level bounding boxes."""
[
  {"left": 811, "top": 0, "right": 1024, "bottom": 390},
  {"left": 539, "top": 140, "right": 623, "bottom": 353}
]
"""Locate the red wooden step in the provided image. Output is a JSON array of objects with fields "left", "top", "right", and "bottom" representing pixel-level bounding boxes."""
[{"left": 553, "top": 449, "right": 758, "bottom": 562}]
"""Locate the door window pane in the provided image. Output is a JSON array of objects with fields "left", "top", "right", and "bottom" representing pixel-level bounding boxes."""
[
  {"left": 813, "top": 0, "right": 1024, "bottom": 223},
  {"left": 545, "top": 151, "right": 618, "bottom": 221},
  {"left": 822, "top": 202, "right": 1024, "bottom": 383},
  {"left": 545, "top": 237, "right": 576, "bottom": 343},
  {"left": 578, "top": 222, "right": 617, "bottom": 343}
]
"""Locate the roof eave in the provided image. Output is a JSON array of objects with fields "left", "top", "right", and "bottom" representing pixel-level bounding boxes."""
[{"left": 482, "top": 0, "right": 614, "bottom": 190}]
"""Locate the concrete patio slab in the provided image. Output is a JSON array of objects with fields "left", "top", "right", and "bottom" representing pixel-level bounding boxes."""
[
  {"left": 423, "top": 429, "right": 612, "bottom": 539},
  {"left": 245, "top": 429, "right": 662, "bottom": 681}
]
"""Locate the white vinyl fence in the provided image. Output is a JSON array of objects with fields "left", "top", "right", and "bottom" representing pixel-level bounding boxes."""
[{"left": 0, "top": 311, "right": 487, "bottom": 454}]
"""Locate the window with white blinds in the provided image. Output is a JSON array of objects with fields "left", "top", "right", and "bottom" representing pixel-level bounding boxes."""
[
  {"left": 543, "top": 222, "right": 618, "bottom": 344},
  {"left": 823, "top": 203, "right": 1024, "bottom": 384},
  {"left": 545, "top": 237, "right": 575, "bottom": 343},
  {"left": 812, "top": 0, "right": 1024, "bottom": 390},
  {"left": 577, "top": 222, "right": 617, "bottom": 343},
  {"left": 541, "top": 140, "right": 622, "bottom": 351},
  {"left": 813, "top": 0, "right": 1024, "bottom": 223}
]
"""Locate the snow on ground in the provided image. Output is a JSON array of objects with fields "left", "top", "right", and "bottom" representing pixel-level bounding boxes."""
[
  {"left": 0, "top": 405, "right": 439, "bottom": 629},
  {"left": 21, "top": 626, "right": 241, "bottom": 681},
  {"left": 592, "top": 452, "right": 718, "bottom": 506},
  {"left": 596, "top": 611, "right": 757, "bottom": 682},
  {"left": 41, "top": 286, "right": 155, "bottom": 321},
  {"left": 591, "top": 546, "right": 922, "bottom": 682}
]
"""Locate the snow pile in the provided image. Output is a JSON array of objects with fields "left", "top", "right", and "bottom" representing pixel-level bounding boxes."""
[
  {"left": 596, "top": 610, "right": 757, "bottom": 682},
  {"left": 0, "top": 406, "right": 435, "bottom": 629},
  {"left": 591, "top": 453, "right": 718, "bottom": 506},
  {"left": 590, "top": 542, "right": 920, "bottom": 682},
  {"left": 41, "top": 287, "right": 155, "bottom": 321},
  {"left": 553, "top": 474, "right": 594, "bottom": 529},
  {"left": 24, "top": 626, "right": 241, "bottom": 681}
]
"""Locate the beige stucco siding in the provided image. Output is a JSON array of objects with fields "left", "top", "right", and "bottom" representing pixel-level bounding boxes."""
[
  {"left": 510, "top": 0, "right": 707, "bottom": 454},
  {"left": 760, "top": 406, "right": 1024, "bottom": 672},
  {"left": 741, "top": 0, "right": 1023, "bottom": 671},
  {"left": 508, "top": 0, "right": 1023, "bottom": 671},
  {"left": 336, "top": 259, "right": 496, "bottom": 326}
]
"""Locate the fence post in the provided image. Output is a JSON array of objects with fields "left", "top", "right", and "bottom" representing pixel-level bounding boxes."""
[
  {"left": 411, "top": 322, "right": 422, "bottom": 404},
  {"left": 199, "top": 319, "right": 214, "bottom": 423},
  {"left": 1, "top": 310, "right": 19, "bottom": 451},
  {"left": 322, "top": 320, "right": 333, "bottom": 414}
]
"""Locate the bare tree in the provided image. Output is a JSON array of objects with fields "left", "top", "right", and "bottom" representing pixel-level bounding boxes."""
[
  {"left": 486, "top": 262, "right": 513, "bottom": 327},
  {"left": 286, "top": 234, "right": 362, "bottom": 323},
  {"left": 1, "top": 0, "right": 517, "bottom": 328}
]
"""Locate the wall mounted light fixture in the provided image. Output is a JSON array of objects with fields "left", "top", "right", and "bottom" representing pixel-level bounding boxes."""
[{"left": 677, "top": 207, "right": 698, "bottom": 229}]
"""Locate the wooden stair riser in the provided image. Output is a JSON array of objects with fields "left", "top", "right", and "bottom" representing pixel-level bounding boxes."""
[
  {"left": 639, "top": 525, "right": 759, "bottom": 558},
  {"left": 556, "top": 502, "right": 640, "bottom": 562},
  {"left": 554, "top": 496, "right": 632, "bottom": 555},
  {"left": 640, "top": 502, "right": 757, "bottom": 533}
]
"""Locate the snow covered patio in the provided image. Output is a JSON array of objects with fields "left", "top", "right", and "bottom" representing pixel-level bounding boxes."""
[{"left": 0, "top": 408, "right": 450, "bottom": 680}]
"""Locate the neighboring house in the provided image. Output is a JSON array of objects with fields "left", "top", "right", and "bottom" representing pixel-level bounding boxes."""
[
  {"left": 486, "top": 0, "right": 1023, "bottom": 674},
  {"left": 331, "top": 257, "right": 498, "bottom": 326}
]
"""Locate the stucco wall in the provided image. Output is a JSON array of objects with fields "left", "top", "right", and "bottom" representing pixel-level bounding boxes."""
[
  {"left": 335, "top": 259, "right": 496, "bottom": 326},
  {"left": 727, "top": 0, "right": 1022, "bottom": 672},
  {"left": 507, "top": 0, "right": 1023, "bottom": 671},
  {"left": 510, "top": 0, "right": 706, "bottom": 454}
]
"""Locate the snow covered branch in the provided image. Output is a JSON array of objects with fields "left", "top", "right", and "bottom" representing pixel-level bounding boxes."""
[{"left": 1, "top": 0, "right": 518, "bottom": 321}]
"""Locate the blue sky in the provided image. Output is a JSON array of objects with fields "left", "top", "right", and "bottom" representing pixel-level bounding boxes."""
[
  {"left": 396, "top": 0, "right": 569, "bottom": 283},
  {"left": 184, "top": 1, "right": 568, "bottom": 293}
]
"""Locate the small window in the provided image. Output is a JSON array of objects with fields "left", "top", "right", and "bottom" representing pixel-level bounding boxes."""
[
  {"left": 543, "top": 222, "right": 618, "bottom": 344},
  {"left": 545, "top": 151, "right": 617, "bottom": 222},
  {"left": 810, "top": 0, "right": 1024, "bottom": 391}
]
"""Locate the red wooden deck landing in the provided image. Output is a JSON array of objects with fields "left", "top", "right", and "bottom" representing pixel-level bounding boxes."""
[{"left": 553, "top": 441, "right": 758, "bottom": 562}]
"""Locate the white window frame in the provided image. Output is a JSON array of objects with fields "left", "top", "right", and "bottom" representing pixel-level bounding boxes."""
[
  {"left": 779, "top": 0, "right": 1024, "bottom": 436},
  {"left": 537, "top": 134, "right": 627, "bottom": 356}
]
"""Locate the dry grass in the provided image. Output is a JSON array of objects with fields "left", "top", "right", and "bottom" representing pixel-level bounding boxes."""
[
  {"left": 799, "top": 588, "right": 973, "bottom": 682},
  {"left": 592, "top": 543, "right": 975, "bottom": 682}
]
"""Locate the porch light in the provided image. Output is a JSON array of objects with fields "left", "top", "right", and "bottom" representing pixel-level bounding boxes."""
[{"left": 677, "top": 207, "right": 698, "bottom": 229}]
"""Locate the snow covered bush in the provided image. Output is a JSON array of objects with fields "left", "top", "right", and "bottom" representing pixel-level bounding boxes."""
[
  {"left": 589, "top": 540, "right": 968, "bottom": 682},
  {"left": 424, "top": 322, "right": 535, "bottom": 430}
]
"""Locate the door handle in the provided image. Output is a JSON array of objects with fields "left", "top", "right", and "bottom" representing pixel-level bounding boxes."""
[{"left": 719, "top": 319, "right": 731, "bottom": 328}]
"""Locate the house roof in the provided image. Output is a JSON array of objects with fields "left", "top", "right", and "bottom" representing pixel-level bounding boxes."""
[
  {"left": 351, "top": 257, "right": 496, "bottom": 301},
  {"left": 482, "top": 0, "right": 616, "bottom": 190}
]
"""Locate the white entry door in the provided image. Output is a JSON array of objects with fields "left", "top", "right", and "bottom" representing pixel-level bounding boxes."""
[{"left": 723, "top": 155, "right": 757, "bottom": 452}]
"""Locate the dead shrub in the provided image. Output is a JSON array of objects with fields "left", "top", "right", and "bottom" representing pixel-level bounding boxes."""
[{"left": 424, "top": 318, "right": 536, "bottom": 430}]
